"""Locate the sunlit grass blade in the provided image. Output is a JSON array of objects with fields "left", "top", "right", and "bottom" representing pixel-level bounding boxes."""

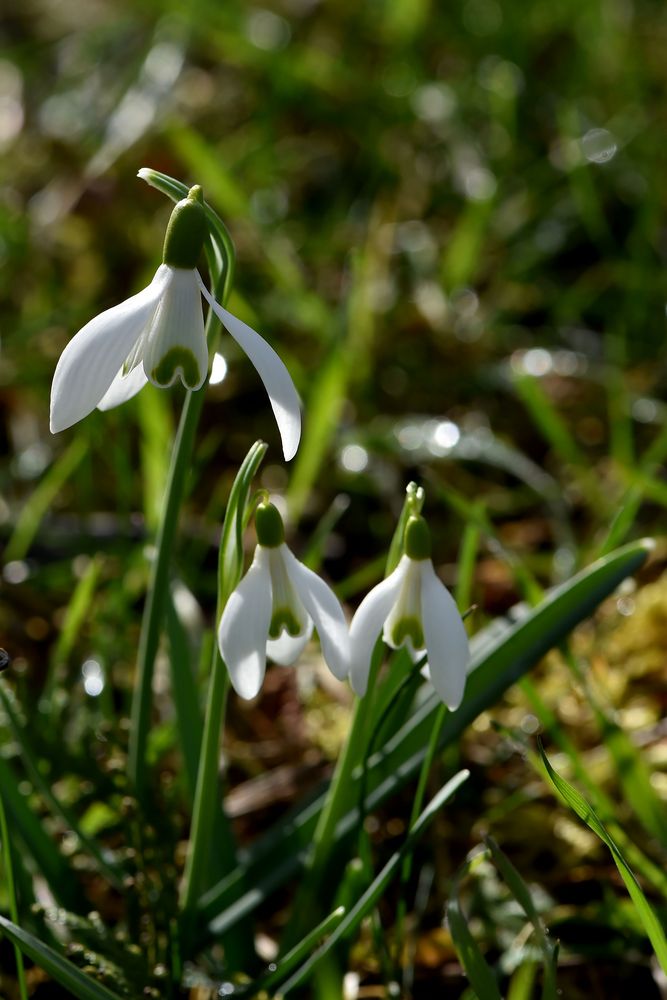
[
  {"left": 538, "top": 740, "right": 667, "bottom": 973},
  {"left": 507, "top": 962, "right": 539, "bottom": 1000},
  {"left": 512, "top": 372, "right": 586, "bottom": 467},
  {"left": 276, "top": 770, "right": 470, "bottom": 997},
  {"left": 44, "top": 554, "right": 101, "bottom": 708},
  {"left": 519, "top": 679, "right": 667, "bottom": 899},
  {"left": 0, "top": 790, "right": 28, "bottom": 1000},
  {"left": 5, "top": 436, "right": 87, "bottom": 562},
  {"left": 165, "top": 589, "right": 203, "bottom": 805},
  {"left": 0, "top": 684, "right": 123, "bottom": 889},
  {"left": 447, "top": 857, "right": 503, "bottom": 1000},
  {"left": 199, "top": 538, "right": 652, "bottom": 931},
  {"left": 137, "top": 386, "right": 173, "bottom": 533},
  {"left": 0, "top": 915, "right": 124, "bottom": 1000},
  {"left": 485, "top": 836, "right": 558, "bottom": 1000},
  {"left": 0, "top": 754, "right": 81, "bottom": 909}
]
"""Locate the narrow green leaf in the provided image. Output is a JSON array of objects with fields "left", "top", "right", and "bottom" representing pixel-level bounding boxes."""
[
  {"left": 0, "top": 791, "right": 28, "bottom": 1000},
  {"left": 165, "top": 589, "right": 204, "bottom": 805},
  {"left": 0, "top": 915, "right": 124, "bottom": 1000},
  {"left": 5, "top": 437, "right": 87, "bottom": 562},
  {"left": 485, "top": 836, "right": 557, "bottom": 1000},
  {"left": 276, "top": 771, "right": 470, "bottom": 997},
  {"left": 0, "top": 754, "right": 81, "bottom": 909},
  {"left": 447, "top": 882, "right": 503, "bottom": 1000},
  {"left": 538, "top": 741, "right": 667, "bottom": 973},
  {"left": 513, "top": 373, "right": 586, "bottom": 467}
]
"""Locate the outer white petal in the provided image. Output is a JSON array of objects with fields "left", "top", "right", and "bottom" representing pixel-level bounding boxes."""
[
  {"left": 218, "top": 547, "right": 272, "bottom": 700},
  {"left": 419, "top": 560, "right": 469, "bottom": 711},
  {"left": 281, "top": 547, "right": 349, "bottom": 681},
  {"left": 266, "top": 618, "right": 313, "bottom": 666},
  {"left": 143, "top": 267, "right": 208, "bottom": 390},
  {"left": 96, "top": 363, "right": 149, "bottom": 411},
  {"left": 197, "top": 275, "right": 301, "bottom": 461},
  {"left": 50, "top": 269, "right": 167, "bottom": 432},
  {"left": 348, "top": 557, "right": 409, "bottom": 696}
]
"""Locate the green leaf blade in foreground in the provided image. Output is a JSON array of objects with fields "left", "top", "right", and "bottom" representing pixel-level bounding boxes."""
[
  {"left": 200, "top": 539, "right": 652, "bottom": 932},
  {"left": 538, "top": 741, "right": 667, "bottom": 974},
  {"left": 0, "top": 916, "right": 123, "bottom": 1000}
]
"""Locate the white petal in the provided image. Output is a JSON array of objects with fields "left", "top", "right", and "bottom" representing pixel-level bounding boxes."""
[
  {"left": 218, "top": 547, "right": 272, "bottom": 700},
  {"left": 49, "top": 269, "right": 167, "bottom": 433},
  {"left": 419, "top": 560, "right": 469, "bottom": 711},
  {"left": 281, "top": 547, "right": 349, "bottom": 681},
  {"left": 266, "top": 618, "right": 313, "bottom": 666},
  {"left": 143, "top": 267, "right": 208, "bottom": 390},
  {"left": 348, "top": 557, "right": 409, "bottom": 696},
  {"left": 96, "top": 363, "right": 148, "bottom": 411},
  {"left": 197, "top": 275, "right": 301, "bottom": 461}
]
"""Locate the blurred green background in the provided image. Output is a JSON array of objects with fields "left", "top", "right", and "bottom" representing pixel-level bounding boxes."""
[{"left": 2, "top": 0, "right": 667, "bottom": 996}]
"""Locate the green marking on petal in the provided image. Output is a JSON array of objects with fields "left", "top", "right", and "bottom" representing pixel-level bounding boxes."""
[
  {"left": 269, "top": 608, "right": 302, "bottom": 639},
  {"left": 151, "top": 347, "right": 201, "bottom": 388},
  {"left": 390, "top": 615, "right": 424, "bottom": 650}
]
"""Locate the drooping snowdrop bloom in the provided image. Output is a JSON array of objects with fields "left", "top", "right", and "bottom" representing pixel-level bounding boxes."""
[
  {"left": 218, "top": 502, "right": 349, "bottom": 699},
  {"left": 349, "top": 515, "right": 469, "bottom": 710},
  {"left": 49, "top": 186, "right": 301, "bottom": 460}
]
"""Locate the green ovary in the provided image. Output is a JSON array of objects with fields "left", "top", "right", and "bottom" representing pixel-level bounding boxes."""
[
  {"left": 151, "top": 347, "right": 200, "bottom": 388},
  {"left": 390, "top": 615, "right": 424, "bottom": 650},
  {"left": 269, "top": 607, "right": 302, "bottom": 639}
]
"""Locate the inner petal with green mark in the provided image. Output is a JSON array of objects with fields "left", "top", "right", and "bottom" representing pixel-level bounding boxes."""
[
  {"left": 269, "top": 607, "right": 303, "bottom": 639},
  {"left": 151, "top": 346, "right": 201, "bottom": 389},
  {"left": 389, "top": 615, "right": 424, "bottom": 649},
  {"left": 267, "top": 548, "right": 309, "bottom": 639},
  {"left": 383, "top": 558, "right": 425, "bottom": 652}
]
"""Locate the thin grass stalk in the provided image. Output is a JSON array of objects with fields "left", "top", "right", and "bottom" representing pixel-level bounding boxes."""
[{"left": 0, "top": 790, "right": 28, "bottom": 1000}]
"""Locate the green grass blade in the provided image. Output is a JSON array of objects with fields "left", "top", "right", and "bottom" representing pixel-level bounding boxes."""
[
  {"left": 513, "top": 372, "right": 586, "bottom": 467},
  {"left": 0, "top": 754, "right": 81, "bottom": 909},
  {"left": 165, "top": 590, "right": 203, "bottom": 805},
  {"left": 44, "top": 555, "right": 102, "bottom": 706},
  {"left": 0, "top": 791, "right": 28, "bottom": 1000},
  {"left": 447, "top": 877, "right": 503, "bottom": 1000},
  {"left": 276, "top": 770, "right": 470, "bottom": 997},
  {"left": 5, "top": 436, "right": 88, "bottom": 562},
  {"left": 538, "top": 741, "right": 667, "bottom": 973},
  {"left": 0, "top": 685, "right": 123, "bottom": 889},
  {"left": 485, "top": 836, "right": 557, "bottom": 1000},
  {"left": 0, "top": 915, "right": 124, "bottom": 1000}
]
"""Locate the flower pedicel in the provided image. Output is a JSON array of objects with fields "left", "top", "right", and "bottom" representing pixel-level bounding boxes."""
[{"left": 49, "top": 185, "right": 301, "bottom": 461}]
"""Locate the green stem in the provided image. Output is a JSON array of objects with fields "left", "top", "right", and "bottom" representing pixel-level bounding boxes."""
[
  {"left": 178, "top": 647, "right": 230, "bottom": 945},
  {"left": 0, "top": 790, "right": 28, "bottom": 1000},
  {"left": 127, "top": 384, "right": 207, "bottom": 797}
]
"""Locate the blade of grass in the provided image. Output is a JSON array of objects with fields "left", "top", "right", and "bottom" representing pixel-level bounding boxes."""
[
  {"left": 5, "top": 436, "right": 88, "bottom": 562},
  {"left": 0, "top": 685, "right": 123, "bottom": 889},
  {"left": 44, "top": 555, "right": 102, "bottom": 709},
  {"left": 538, "top": 740, "right": 667, "bottom": 973},
  {"left": 277, "top": 770, "right": 470, "bottom": 997},
  {"left": 0, "top": 753, "right": 81, "bottom": 910},
  {"left": 447, "top": 852, "right": 503, "bottom": 1000},
  {"left": 0, "top": 915, "right": 124, "bottom": 1000},
  {"left": 0, "top": 790, "right": 28, "bottom": 1000},
  {"left": 484, "top": 836, "right": 558, "bottom": 1000}
]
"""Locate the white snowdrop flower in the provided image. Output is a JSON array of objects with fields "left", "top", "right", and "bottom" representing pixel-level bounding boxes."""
[
  {"left": 349, "top": 515, "right": 469, "bottom": 710},
  {"left": 218, "top": 502, "right": 349, "bottom": 699},
  {"left": 49, "top": 186, "right": 301, "bottom": 460}
]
